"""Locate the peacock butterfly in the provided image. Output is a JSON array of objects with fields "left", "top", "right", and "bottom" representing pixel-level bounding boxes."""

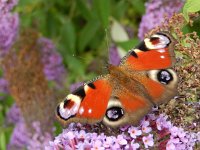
[{"left": 56, "top": 32, "right": 178, "bottom": 128}]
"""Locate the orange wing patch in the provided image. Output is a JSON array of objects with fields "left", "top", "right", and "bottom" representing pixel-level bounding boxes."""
[
  {"left": 119, "top": 92, "right": 149, "bottom": 112},
  {"left": 76, "top": 79, "right": 112, "bottom": 119},
  {"left": 126, "top": 48, "right": 172, "bottom": 70}
]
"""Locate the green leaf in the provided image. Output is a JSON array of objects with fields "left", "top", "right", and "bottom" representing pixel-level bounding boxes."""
[
  {"left": 93, "top": 0, "right": 110, "bottom": 28},
  {"left": 129, "top": 0, "right": 145, "bottom": 14},
  {"left": 54, "top": 121, "right": 62, "bottom": 135},
  {"left": 117, "top": 38, "right": 140, "bottom": 51},
  {"left": 0, "top": 106, "right": 4, "bottom": 125},
  {"left": 65, "top": 55, "right": 85, "bottom": 78},
  {"left": 183, "top": 0, "right": 200, "bottom": 22},
  {"left": 0, "top": 132, "right": 6, "bottom": 150},
  {"left": 76, "top": 0, "right": 93, "bottom": 21},
  {"left": 78, "top": 20, "right": 100, "bottom": 52},
  {"left": 112, "top": 1, "right": 128, "bottom": 19},
  {"left": 44, "top": 11, "right": 61, "bottom": 37},
  {"left": 4, "top": 96, "right": 14, "bottom": 106},
  {"left": 60, "top": 19, "right": 76, "bottom": 54}
]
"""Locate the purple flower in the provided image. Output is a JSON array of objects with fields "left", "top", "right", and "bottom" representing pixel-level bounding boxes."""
[
  {"left": 130, "top": 140, "right": 140, "bottom": 150},
  {"left": 120, "top": 125, "right": 130, "bottom": 132},
  {"left": 47, "top": 113, "right": 199, "bottom": 149},
  {"left": 75, "top": 142, "right": 85, "bottom": 149},
  {"left": 76, "top": 130, "right": 86, "bottom": 139},
  {"left": 109, "top": 44, "right": 121, "bottom": 66},
  {"left": 6, "top": 103, "right": 22, "bottom": 124},
  {"left": 116, "top": 135, "right": 128, "bottom": 146},
  {"left": 169, "top": 126, "right": 179, "bottom": 137},
  {"left": 63, "top": 131, "right": 75, "bottom": 140},
  {"left": 166, "top": 138, "right": 181, "bottom": 150},
  {"left": 156, "top": 114, "right": 171, "bottom": 130},
  {"left": 176, "top": 143, "right": 186, "bottom": 150},
  {"left": 142, "top": 134, "right": 154, "bottom": 148},
  {"left": 141, "top": 120, "right": 152, "bottom": 133},
  {"left": 147, "top": 113, "right": 156, "bottom": 120},
  {"left": 0, "top": 12, "right": 19, "bottom": 58},
  {"left": 69, "top": 82, "right": 83, "bottom": 92},
  {"left": 138, "top": 0, "right": 183, "bottom": 40},
  {"left": 38, "top": 37, "right": 67, "bottom": 89},
  {"left": 197, "top": 132, "right": 200, "bottom": 142},
  {"left": 103, "top": 136, "right": 114, "bottom": 148},
  {"left": 166, "top": 140, "right": 176, "bottom": 150},
  {"left": 177, "top": 128, "right": 186, "bottom": 138},
  {"left": 7, "top": 121, "right": 30, "bottom": 149},
  {"left": 8, "top": 121, "right": 52, "bottom": 150},
  {"left": 0, "top": 0, "right": 18, "bottom": 13},
  {"left": 27, "top": 122, "right": 52, "bottom": 150},
  {"left": 128, "top": 127, "right": 142, "bottom": 138},
  {"left": 0, "top": 77, "right": 9, "bottom": 100},
  {"left": 91, "top": 140, "right": 104, "bottom": 150}
]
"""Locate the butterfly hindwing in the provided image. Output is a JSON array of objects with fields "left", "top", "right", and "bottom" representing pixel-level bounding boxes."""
[{"left": 102, "top": 85, "right": 153, "bottom": 128}]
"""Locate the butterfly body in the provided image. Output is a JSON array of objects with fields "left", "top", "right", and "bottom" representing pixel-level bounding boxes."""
[{"left": 56, "top": 32, "right": 178, "bottom": 128}]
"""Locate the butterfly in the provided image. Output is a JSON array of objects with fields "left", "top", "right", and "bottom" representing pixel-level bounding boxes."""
[{"left": 56, "top": 32, "right": 178, "bottom": 128}]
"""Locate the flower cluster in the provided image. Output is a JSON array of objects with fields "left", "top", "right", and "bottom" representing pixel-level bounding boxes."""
[
  {"left": 0, "top": 0, "right": 19, "bottom": 58},
  {"left": 6, "top": 103, "right": 21, "bottom": 123},
  {"left": 138, "top": 0, "right": 183, "bottom": 40},
  {"left": 38, "top": 38, "right": 67, "bottom": 89},
  {"left": 7, "top": 121, "right": 52, "bottom": 150},
  {"left": 0, "top": 0, "right": 18, "bottom": 13},
  {"left": 0, "top": 0, "right": 19, "bottom": 100},
  {"left": 46, "top": 112, "right": 200, "bottom": 149},
  {"left": 6, "top": 104, "right": 52, "bottom": 150}
]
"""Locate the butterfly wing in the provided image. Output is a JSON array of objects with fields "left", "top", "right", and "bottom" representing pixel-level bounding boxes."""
[
  {"left": 56, "top": 77, "right": 112, "bottom": 125},
  {"left": 119, "top": 32, "right": 178, "bottom": 104},
  {"left": 120, "top": 32, "right": 177, "bottom": 70}
]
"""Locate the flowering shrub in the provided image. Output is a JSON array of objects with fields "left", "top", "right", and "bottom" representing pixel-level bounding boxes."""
[
  {"left": 6, "top": 103, "right": 52, "bottom": 150},
  {"left": 138, "top": 0, "right": 183, "bottom": 40},
  {"left": 4, "top": 35, "right": 66, "bottom": 149},
  {"left": 46, "top": 111, "right": 200, "bottom": 149},
  {"left": 7, "top": 121, "right": 52, "bottom": 150}
]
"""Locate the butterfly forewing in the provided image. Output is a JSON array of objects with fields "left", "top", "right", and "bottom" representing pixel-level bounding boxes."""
[
  {"left": 120, "top": 32, "right": 176, "bottom": 70},
  {"left": 56, "top": 77, "right": 112, "bottom": 125}
]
